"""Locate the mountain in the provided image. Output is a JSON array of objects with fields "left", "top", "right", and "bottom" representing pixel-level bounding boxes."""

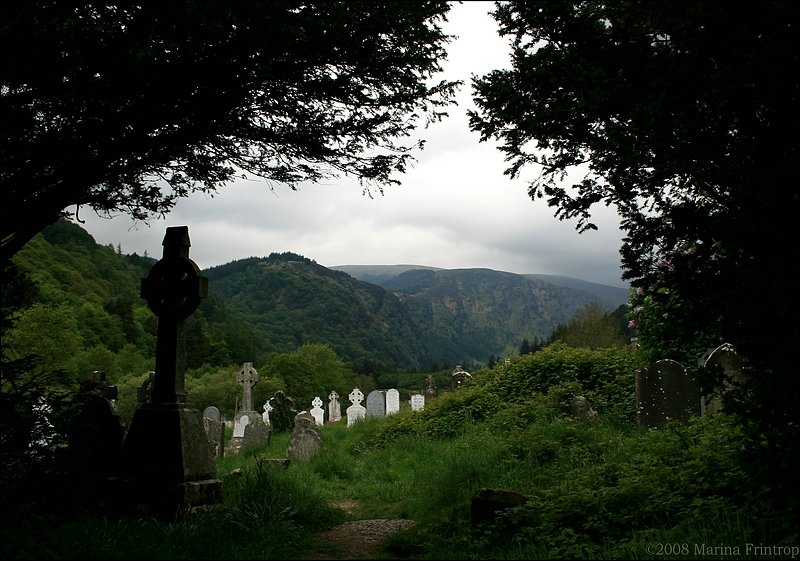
[
  {"left": 332, "top": 265, "right": 630, "bottom": 309},
  {"left": 11, "top": 220, "right": 630, "bottom": 373}
]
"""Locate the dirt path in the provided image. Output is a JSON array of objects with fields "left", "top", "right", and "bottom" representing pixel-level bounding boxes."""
[{"left": 303, "top": 501, "right": 417, "bottom": 560}]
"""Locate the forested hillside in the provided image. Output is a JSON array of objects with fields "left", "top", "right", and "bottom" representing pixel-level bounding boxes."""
[{"left": 6, "top": 219, "right": 629, "bottom": 381}]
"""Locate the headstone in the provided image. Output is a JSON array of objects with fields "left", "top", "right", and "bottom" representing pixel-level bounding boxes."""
[
  {"left": 137, "top": 371, "right": 155, "bottom": 404},
  {"left": 410, "top": 393, "right": 425, "bottom": 412},
  {"left": 230, "top": 362, "right": 270, "bottom": 453},
  {"left": 262, "top": 402, "right": 273, "bottom": 425},
  {"left": 114, "top": 226, "right": 222, "bottom": 518},
  {"left": 424, "top": 374, "right": 438, "bottom": 399},
  {"left": 67, "top": 371, "right": 126, "bottom": 504},
  {"left": 698, "top": 343, "right": 749, "bottom": 415},
  {"left": 236, "top": 362, "right": 259, "bottom": 412},
  {"left": 346, "top": 388, "right": 366, "bottom": 427},
  {"left": 268, "top": 390, "right": 298, "bottom": 432},
  {"left": 233, "top": 414, "right": 250, "bottom": 438},
  {"left": 635, "top": 359, "right": 701, "bottom": 429},
  {"left": 570, "top": 396, "right": 599, "bottom": 424},
  {"left": 470, "top": 488, "right": 528, "bottom": 526},
  {"left": 202, "top": 406, "right": 224, "bottom": 459},
  {"left": 451, "top": 366, "right": 472, "bottom": 390},
  {"left": 385, "top": 389, "right": 400, "bottom": 415},
  {"left": 310, "top": 397, "right": 325, "bottom": 426},
  {"left": 366, "top": 390, "right": 386, "bottom": 418},
  {"left": 287, "top": 411, "right": 322, "bottom": 461},
  {"left": 328, "top": 391, "right": 342, "bottom": 423}
]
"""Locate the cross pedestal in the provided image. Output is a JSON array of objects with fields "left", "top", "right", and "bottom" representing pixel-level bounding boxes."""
[{"left": 111, "top": 226, "right": 222, "bottom": 519}]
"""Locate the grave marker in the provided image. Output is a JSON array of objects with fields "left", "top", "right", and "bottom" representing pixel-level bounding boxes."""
[
  {"left": 635, "top": 359, "right": 701, "bottom": 428},
  {"left": 114, "top": 226, "right": 222, "bottom": 518}
]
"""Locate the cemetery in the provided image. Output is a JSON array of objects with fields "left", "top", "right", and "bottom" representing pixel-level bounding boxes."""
[{"left": 1, "top": 225, "right": 795, "bottom": 559}]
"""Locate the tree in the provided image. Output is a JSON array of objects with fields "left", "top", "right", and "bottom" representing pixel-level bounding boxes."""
[
  {"left": 470, "top": 0, "right": 799, "bottom": 522},
  {"left": 550, "top": 302, "right": 627, "bottom": 349},
  {"left": 0, "top": 1, "right": 459, "bottom": 263}
]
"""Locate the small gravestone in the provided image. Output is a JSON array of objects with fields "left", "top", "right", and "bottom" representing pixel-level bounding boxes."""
[
  {"left": 635, "top": 359, "right": 701, "bottom": 429},
  {"left": 410, "top": 393, "right": 425, "bottom": 412},
  {"left": 287, "top": 411, "right": 322, "bottom": 461},
  {"left": 570, "top": 396, "right": 599, "bottom": 424},
  {"left": 328, "top": 391, "right": 342, "bottom": 423},
  {"left": 310, "top": 397, "right": 325, "bottom": 426},
  {"left": 366, "top": 390, "right": 386, "bottom": 418},
  {"left": 346, "top": 388, "right": 366, "bottom": 427},
  {"left": 202, "top": 406, "right": 224, "bottom": 459},
  {"left": 268, "top": 390, "right": 298, "bottom": 432},
  {"left": 114, "top": 226, "right": 222, "bottom": 518},
  {"left": 385, "top": 389, "right": 400, "bottom": 415}
]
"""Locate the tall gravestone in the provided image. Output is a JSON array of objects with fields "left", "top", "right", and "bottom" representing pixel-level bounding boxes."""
[
  {"left": 366, "top": 390, "right": 386, "bottom": 418},
  {"left": 385, "top": 389, "right": 400, "bottom": 415},
  {"left": 346, "top": 388, "right": 366, "bottom": 427},
  {"left": 268, "top": 390, "right": 298, "bottom": 432},
  {"left": 113, "top": 226, "right": 222, "bottom": 518},
  {"left": 229, "top": 362, "right": 270, "bottom": 453},
  {"left": 424, "top": 374, "right": 438, "bottom": 399},
  {"left": 635, "top": 359, "right": 701, "bottom": 429},
  {"left": 328, "top": 391, "right": 342, "bottom": 423}
]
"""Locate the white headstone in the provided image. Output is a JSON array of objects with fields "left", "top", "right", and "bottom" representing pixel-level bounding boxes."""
[
  {"left": 310, "top": 396, "right": 325, "bottom": 426},
  {"left": 346, "top": 388, "right": 366, "bottom": 427},
  {"left": 328, "top": 390, "right": 342, "bottom": 423},
  {"left": 410, "top": 394, "right": 425, "bottom": 412},
  {"left": 262, "top": 402, "right": 273, "bottom": 425},
  {"left": 385, "top": 389, "right": 400, "bottom": 415},
  {"left": 233, "top": 413, "right": 250, "bottom": 438}
]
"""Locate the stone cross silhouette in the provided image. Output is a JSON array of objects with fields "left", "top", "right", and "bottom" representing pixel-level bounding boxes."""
[
  {"left": 236, "top": 362, "right": 259, "bottom": 412},
  {"left": 140, "top": 226, "right": 208, "bottom": 404}
]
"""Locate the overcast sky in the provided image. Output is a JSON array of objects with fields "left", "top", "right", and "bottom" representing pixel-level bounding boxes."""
[{"left": 73, "top": 1, "right": 628, "bottom": 288}]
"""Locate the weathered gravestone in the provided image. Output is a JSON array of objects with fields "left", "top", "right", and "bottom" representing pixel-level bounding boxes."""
[
  {"left": 366, "top": 389, "right": 386, "bottom": 418},
  {"left": 202, "top": 406, "right": 225, "bottom": 459},
  {"left": 262, "top": 401, "right": 273, "bottom": 425},
  {"left": 268, "top": 390, "right": 298, "bottom": 432},
  {"left": 229, "top": 362, "right": 270, "bottom": 453},
  {"left": 287, "top": 411, "right": 322, "bottom": 461},
  {"left": 67, "top": 371, "right": 126, "bottom": 504},
  {"left": 328, "top": 390, "right": 342, "bottom": 423},
  {"left": 698, "top": 343, "right": 749, "bottom": 415},
  {"left": 385, "top": 388, "right": 400, "bottom": 415},
  {"left": 113, "top": 226, "right": 222, "bottom": 518},
  {"left": 410, "top": 393, "right": 425, "bottom": 412},
  {"left": 424, "top": 374, "right": 438, "bottom": 399},
  {"left": 635, "top": 359, "right": 702, "bottom": 429},
  {"left": 346, "top": 388, "right": 366, "bottom": 427},
  {"left": 310, "top": 397, "right": 325, "bottom": 426}
]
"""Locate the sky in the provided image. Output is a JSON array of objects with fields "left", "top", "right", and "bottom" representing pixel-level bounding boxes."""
[{"left": 73, "top": 1, "right": 628, "bottom": 288}]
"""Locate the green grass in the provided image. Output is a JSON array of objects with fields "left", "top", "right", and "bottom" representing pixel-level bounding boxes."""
[{"left": 3, "top": 347, "right": 798, "bottom": 559}]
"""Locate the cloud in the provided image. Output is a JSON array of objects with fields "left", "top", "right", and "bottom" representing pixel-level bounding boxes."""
[{"left": 74, "top": 1, "right": 628, "bottom": 288}]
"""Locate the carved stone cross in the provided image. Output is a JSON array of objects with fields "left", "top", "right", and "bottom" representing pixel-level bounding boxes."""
[
  {"left": 236, "top": 362, "right": 259, "bottom": 412},
  {"left": 140, "top": 226, "right": 208, "bottom": 404}
]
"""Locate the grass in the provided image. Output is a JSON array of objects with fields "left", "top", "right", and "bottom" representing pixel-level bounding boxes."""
[{"left": 3, "top": 382, "right": 798, "bottom": 559}]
